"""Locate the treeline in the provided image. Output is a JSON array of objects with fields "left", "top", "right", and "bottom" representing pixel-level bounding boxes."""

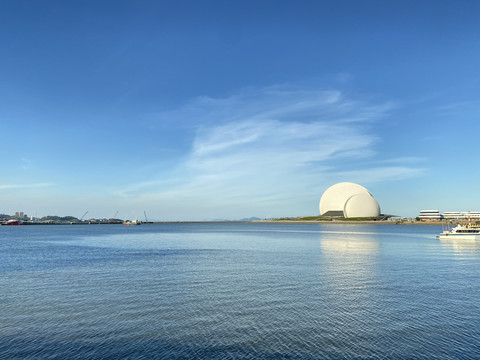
[
  {"left": 40, "top": 216, "right": 80, "bottom": 222},
  {"left": 0, "top": 214, "right": 124, "bottom": 223}
]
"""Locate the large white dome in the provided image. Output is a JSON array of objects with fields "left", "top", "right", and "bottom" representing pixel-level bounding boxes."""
[
  {"left": 344, "top": 193, "right": 380, "bottom": 218},
  {"left": 319, "top": 182, "right": 380, "bottom": 218}
]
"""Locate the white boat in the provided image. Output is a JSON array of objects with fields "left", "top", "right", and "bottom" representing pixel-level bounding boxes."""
[
  {"left": 437, "top": 224, "right": 480, "bottom": 240},
  {"left": 123, "top": 219, "right": 141, "bottom": 226}
]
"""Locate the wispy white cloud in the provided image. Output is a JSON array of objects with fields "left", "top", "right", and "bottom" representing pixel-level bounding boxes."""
[
  {"left": 332, "top": 167, "right": 426, "bottom": 184},
  {"left": 0, "top": 183, "right": 54, "bottom": 190},
  {"left": 117, "top": 85, "right": 423, "bottom": 218},
  {"left": 433, "top": 99, "right": 480, "bottom": 117},
  {"left": 153, "top": 85, "right": 392, "bottom": 128},
  {"left": 375, "top": 157, "right": 427, "bottom": 164}
]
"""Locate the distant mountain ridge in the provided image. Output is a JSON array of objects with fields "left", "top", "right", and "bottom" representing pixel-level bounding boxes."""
[{"left": 210, "top": 217, "right": 262, "bottom": 222}]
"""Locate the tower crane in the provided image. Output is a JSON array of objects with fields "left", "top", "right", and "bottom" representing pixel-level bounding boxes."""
[
  {"left": 108, "top": 211, "right": 121, "bottom": 224},
  {"left": 80, "top": 211, "right": 88, "bottom": 222}
]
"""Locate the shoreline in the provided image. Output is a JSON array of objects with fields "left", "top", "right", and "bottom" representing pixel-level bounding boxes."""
[
  {"left": 251, "top": 220, "right": 447, "bottom": 225},
  {"left": 4, "top": 220, "right": 457, "bottom": 226}
]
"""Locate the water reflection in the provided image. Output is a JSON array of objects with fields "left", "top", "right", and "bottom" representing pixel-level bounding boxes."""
[
  {"left": 320, "top": 235, "right": 379, "bottom": 255},
  {"left": 319, "top": 230, "right": 380, "bottom": 289},
  {"left": 438, "top": 238, "right": 480, "bottom": 258},
  {"left": 318, "top": 230, "right": 383, "bottom": 348}
]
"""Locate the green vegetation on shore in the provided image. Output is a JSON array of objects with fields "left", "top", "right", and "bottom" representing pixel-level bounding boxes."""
[{"left": 270, "top": 215, "right": 393, "bottom": 222}]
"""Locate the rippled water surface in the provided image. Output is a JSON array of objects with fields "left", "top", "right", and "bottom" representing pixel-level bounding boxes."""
[{"left": 1, "top": 223, "right": 479, "bottom": 359}]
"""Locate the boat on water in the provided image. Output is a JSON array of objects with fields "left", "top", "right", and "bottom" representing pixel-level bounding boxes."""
[
  {"left": 1, "top": 219, "right": 25, "bottom": 226},
  {"left": 123, "top": 219, "right": 141, "bottom": 226},
  {"left": 437, "top": 224, "right": 480, "bottom": 240}
]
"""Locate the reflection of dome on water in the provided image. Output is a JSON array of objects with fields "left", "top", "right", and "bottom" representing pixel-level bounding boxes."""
[{"left": 319, "top": 182, "right": 381, "bottom": 218}]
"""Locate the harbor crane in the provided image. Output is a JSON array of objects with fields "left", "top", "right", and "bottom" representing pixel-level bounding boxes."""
[
  {"left": 108, "top": 211, "right": 121, "bottom": 224},
  {"left": 80, "top": 211, "right": 88, "bottom": 222}
]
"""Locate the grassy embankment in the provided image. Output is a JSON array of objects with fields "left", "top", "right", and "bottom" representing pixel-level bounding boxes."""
[{"left": 267, "top": 215, "right": 392, "bottom": 222}]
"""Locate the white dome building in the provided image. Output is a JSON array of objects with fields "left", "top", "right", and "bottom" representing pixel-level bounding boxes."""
[{"left": 319, "top": 182, "right": 381, "bottom": 218}]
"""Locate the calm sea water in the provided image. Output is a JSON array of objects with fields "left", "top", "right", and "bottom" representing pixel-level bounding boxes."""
[{"left": 1, "top": 223, "right": 479, "bottom": 359}]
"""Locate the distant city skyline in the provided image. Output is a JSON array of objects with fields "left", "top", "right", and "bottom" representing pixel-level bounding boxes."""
[{"left": 1, "top": 1, "right": 480, "bottom": 220}]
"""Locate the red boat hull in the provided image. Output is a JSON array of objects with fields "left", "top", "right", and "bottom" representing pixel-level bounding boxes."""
[{"left": 1, "top": 220, "right": 24, "bottom": 225}]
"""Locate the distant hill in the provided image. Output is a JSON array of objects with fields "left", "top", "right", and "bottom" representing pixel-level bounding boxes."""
[
  {"left": 40, "top": 215, "right": 79, "bottom": 222},
  {"left": 210, "top": 217, "right": 262, "bottom": 222},
  {"left": 238, "top": 217, "right": 262, "bottom": 221}
]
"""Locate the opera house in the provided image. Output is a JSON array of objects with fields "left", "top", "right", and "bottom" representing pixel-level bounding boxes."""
[{"left": 319, "top": 182, "right": 381, "bottom": 218}]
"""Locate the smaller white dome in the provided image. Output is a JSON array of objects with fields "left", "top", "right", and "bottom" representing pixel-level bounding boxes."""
[{"left": 343, "top": 193, "right": 380, "bottom": 218}]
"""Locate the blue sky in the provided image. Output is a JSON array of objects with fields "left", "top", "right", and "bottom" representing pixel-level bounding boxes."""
[{"left": 1, "top": 0, "right": 479, "bottom": 220}]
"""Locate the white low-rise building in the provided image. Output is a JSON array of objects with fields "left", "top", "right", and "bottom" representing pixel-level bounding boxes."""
[
  {"left": 418, "top": 210, "right": 443, "bottom": 220},
  {"left": 443, "top": 211, "right": 480, "bottom": 219},
  {"left": 418, "top": 210, "right": 480, "bottom": 220}
]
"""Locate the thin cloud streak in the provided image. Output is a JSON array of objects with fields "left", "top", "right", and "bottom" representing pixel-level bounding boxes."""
[
  {"left": 375, "top": 157, "right": 427, "bottom": 164},
  {"left": 332, "top": 167, "right": 426, "bottom": 184},
  {"left": 0, "top": 183, "right": 54, "bottom": 190}
]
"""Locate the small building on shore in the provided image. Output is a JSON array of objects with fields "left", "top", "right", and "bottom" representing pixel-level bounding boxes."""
[
  {"left": 419, "top": 210, "right": 480, "bottom": 221},
  {"left": 443, "top": 211, "right": 480, "bottom": 220},
  {"left": 418, "top": 210, "right": 443, "bottom": 221}
]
